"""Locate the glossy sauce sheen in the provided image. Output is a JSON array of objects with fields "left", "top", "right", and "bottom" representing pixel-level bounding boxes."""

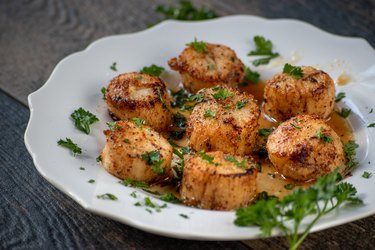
[{"left": 151, "top": 81, "right": 354, "bottom": 200}]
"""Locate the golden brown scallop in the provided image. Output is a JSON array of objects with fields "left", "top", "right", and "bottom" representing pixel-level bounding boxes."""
[
  {"left": 266, "top": 115, "right": 346, "bottom": 181},
  {"left": 168, "top": 42, "right": 245, "bottom": 93},
  {"left": 263, "top": 66, "right": 335, "bottom": 122},
  {"left": 106, "top": 72, "right": 172, "bottom": 132},
  {"left": 100, "top": 120, "right": 173, "bottom": 182},
  {"left": 180, "top": 151, "right": 257, "bottom": 210},
  {"left": 186, "top": 86, "right": 260, "bottom": 155}
]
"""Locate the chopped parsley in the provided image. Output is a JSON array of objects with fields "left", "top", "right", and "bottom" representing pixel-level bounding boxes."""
[
  {"left": 179, "top": 214, "right": 189, "bottom": 219},
  {"left": 367, "top": 123, "right": 375, "bottom": 128},
  {"left": 101, "top": 87, "right": 107, "bottom": 100},
  {"left": 242, "top": 66, "right": 260, "bottom": 84},
  {"left": 336, "top": 108, "right": 351, "bottom": 118},
  {"left": 284, "top": 183, "right": 294, "bottom": 190},
  {"left": 258, "top": 128, "right": 273, "bottom": 138},
  {"left": 106, "top": 121, "right": 122, "bottom": 131},
  {"left": 170, "top": 89, "right": 204, "bottom": 111},
  {"left": 172, "top": 113, "right": 186, "bottom": 129},
  {"left": 212, "top": 88, "right": 234, "bottom": 100},
  {"left": 159, "top": 193, "right": 181, "bottom": 203},
  {"left": 335, "top": 92, "right": 346, "bottom": 103},
  {"left": 283, "top": 64, "right": 303, "bottom": 79},
  {"left": 156, "top": 87, "right": 166, "bottom": 104},
  {"left": 343, "top": 140, "right": 359, "bottom": 168},
  {"left": 248, "top": 36, "right": 279, "bottom": 66},
  {"left": 290, "top": 123, "right": 301, "bottom": 129},
  {"left": 224, "top": 155, "right": 247, "bottom": 169},
  {"left": 88, "top": 179, "right": 95, "bottom": 183},
  {"left": 134, "top": 202, "right": 142, "bottom": 206},
  {"left": 97, "top": 193, "right": 118, "bottom": 200},
  {"left": 140, "top": 64, "right": 165, "bottom": 77},
  {"left": 132, "top": 117, "right": 146, "bottom": 128},
  {"left": 57, "top": 138, "right": 82, "bottom": 156},
  {"left": 96, "top": 155, "right": 102, "bottom": 162},
  {"left": 235, "top": 170, "right": 362, "bottom": 250},
  {"left": 362, "top": 171, "right": 372, "bottom": 179},
  {"left": 141, "top": 150, "right": 165, "bottom": 175},
  {"left": 370, "top": 108, "right": 373, "bottom": 114},
  {"left": 119, "top": 178, "right": 150, "bottom": 189},
  {"left": 71, "top": 108, "right": 99, "bottom": 134},
  {"left": 110, "top": 62, "right": 117, "bottom": 71},
  {"left": 156, "top": 0, "right": 218, "bottom": 21},
  {"left": 236, "top": 100, "right": 248, "bottom": 110},
  {"left": 204, "top": 109, "right": 216, "bottom": 118},
  {"left": 80, "top": 167, "right": 85, "bottom": 170},
  {"left": 144, "top": 197, "right": 167, "bottom": 212},
  {"left": 196, "top": 150, "right": 217, "bottom": 165},
  {"left": 123, "top": 138, "right": 130, "bottom": 144},
  {"left": 315, "top": 127, "right": 333, "bottom": 144},
  {"left": 130, "top": 191, "right": 137, "bottom": 198},
  {"left": 186, "top": 37, "right": 206, "bottom": 53}
]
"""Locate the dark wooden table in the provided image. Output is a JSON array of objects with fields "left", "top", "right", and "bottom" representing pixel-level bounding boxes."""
[{"left": 1, "top": 1, "right": 375, "bottom": 249}]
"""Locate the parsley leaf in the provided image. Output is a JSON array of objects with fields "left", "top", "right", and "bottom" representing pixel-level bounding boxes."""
[
  {"left": 336, "top": 108, "right": 351, "bottom": 118},
  {"left": 248, "top": 36, "right": 279, "bottom": 66},
  {"left": 196, "top": 150, "right": 217, "bottom": 165},
  {"left": 97, "top": 193, "right": 118, "bottom": 200},
  {"left": 132, "top": 117, "right": 146, "bottom": 128},
  {"left": 204, "top": 109, "right": 216, "bottom": 118},
  {"left": 283, "top": 64, "right": 303, "bottom": 79},
  {"left": 57, "top": 138, "right": 82, "bottom": 155},
  {"left": 110, "top": 62, "right": 117, "bottom": 71},
  {"left": 101, "top": 87, "right": 106, "bottom": 100},
  {"left": 315, "top": 127, "right": 333, "bottom": 144},
  {"left": 170, "top": 89, "right": 204, "bottom": 111},
  {"left": 212, "top": 88, "right": 234, "bottom": 100},
  {"left": 186, "top": 37, "right": 206, "bottom": 53},
  {"left": 362, "top": 171, "right": 372, "bottom": 179},
  {"left": 119, "top": 178, "right": 150, "bottom": 189},
  {"left": 343, "top": 140, "right": 359, "bottom": 168},
  {"left": 367, "top": 123, "right": 375, "bottom": 128},
  {"left": 290, "top": 123, "right": 301, "bottom": 129},
  {"left": 235, "top": 170, "right": 362, "bottom": 249},
  {"left": 106, "top": 121, "right": 122, "bottom": 131},
  {"left": 335, "top": 92, "right": 346, "bottom": 103},
  {"left": 70, "top": 108, "right": 99, "bottom": 134},
  {"left": 141, "top": 151, "right": 165, "bottom": 175},
  {"left": 172, "top": 113, "right": 186, "bottom": 129},
  {"left": 258, "top": 128, "right": 273, "bottom": 138},
  {"left": 284, "top": 183, "right": 294, "bottom": 190},
  {"left": 224, "top": 155, "right": 248, "bottom": 169},
  {"left": 159, "top": 193, "right": 181, "bottom": 203},
  {"left": 236, "top": 100, "right": 248, "bottom": 110},
  {"left": 156, "top": 1, "right": 218, "bottom": 21},
  {"left": 140, "top": 64, "right": 165, "bottom": 77},
  {"left": 242, "top": 67, "right": 260, "bottom": 85},
  {"left": 179, "top": 214, "right": 189, "bottom": 219}
]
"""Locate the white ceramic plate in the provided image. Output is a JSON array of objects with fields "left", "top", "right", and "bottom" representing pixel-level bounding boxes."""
[{"left": 25, "top": 15, "right": 375, "bottom": 240}]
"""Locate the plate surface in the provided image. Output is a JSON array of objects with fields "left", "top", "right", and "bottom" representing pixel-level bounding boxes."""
[{"left": 25, "top": 15, "right": 375, "bottom": 240}]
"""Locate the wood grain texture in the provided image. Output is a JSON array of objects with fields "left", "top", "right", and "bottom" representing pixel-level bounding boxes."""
[
  {"left": 1, "top": 0, "right": 375, "bottom": 249},
  {"left": 0, "top": 91, "right": 249, "bottom": 250}
]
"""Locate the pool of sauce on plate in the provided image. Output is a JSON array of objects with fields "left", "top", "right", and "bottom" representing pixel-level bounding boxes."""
[{"left": 149, "top": 81, "right": 354, "bottom": 200}]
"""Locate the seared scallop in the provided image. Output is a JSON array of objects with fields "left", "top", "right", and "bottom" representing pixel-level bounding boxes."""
[
  {"left": 168, "top": 41, "right": 245, "bottom": 93},
  {"left": 266, "top": 115, "right": 346, "bottom": 181},
  {"left": 100, "top": 120, "right": 173, "bottom": 182},
  {"left": 263, "top": 66, "right": 335, "bottom": 122},
  {"left": 180, "top": 151, "right": 257, "bottom": 210},
  {"left": 186, "top": 86, "right": 260, "bottom": 155},
  {"left": 106, "top": 72, "right": 172, "bottom": 132}
]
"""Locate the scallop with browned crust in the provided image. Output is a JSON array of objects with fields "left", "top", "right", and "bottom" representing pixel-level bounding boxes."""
[
  {"left": 186, "top": 86, "right": 260, "bottom": 155},
  {"left": 168, "top": 42, "right": 245, "bottom": 93},
  {"left": 100, "top": 120, "right": 173, "bottom": 182},
  {"left": 106, "top": 72, "right": 172, "bottom": 132},
  {"left": 263, "top": 66, "right": 335, "bottom": 122},
  {"left": 266, "top": 115, "right": 346, "bottom": 181},
  {"left": 180, "top": 151, "right": 257, "bottom": 210}
]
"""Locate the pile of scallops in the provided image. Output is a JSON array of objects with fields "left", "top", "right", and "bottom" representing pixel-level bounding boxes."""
[{"left": 100, "top": 41, "right": 346, "bottom": 211}]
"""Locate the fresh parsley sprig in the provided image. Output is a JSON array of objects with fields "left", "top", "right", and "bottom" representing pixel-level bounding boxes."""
[
  {"left": 140, "top": 64, "right": 165, "bottom": 77},
  {"left": 186, "top": 37, "right": 207, "bottom": 53},
  {"left": 336, "top": 108, "right": 351, "bottom": 118},
  {"left": 335, "top": 92, "right": 346, "bottom": 103},
  {"left": 283, "top": 64, "right": 304, "bottom": 79},
  {"left": 242, "top": 66, "right": 260, "bottom": 85},
  {"left": 57, "top": 138, "right": 82, "bottom": 156},
  {"left": 248, "top": 36, "right": 279, "bottom": 66},
  {"left": 71, "top": 108, "right": 99, "bottom": 134},
  {"left": 235, "top": 170, "right": 362, "bottom": 250}
]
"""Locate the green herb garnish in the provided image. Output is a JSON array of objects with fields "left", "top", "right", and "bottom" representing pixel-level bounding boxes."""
[
  {"left": 97, "top": 193, "right": 118, "bottom": 200},
  {"left": 172, "top": 113, "right": 186, "bottom": 129},
  {"left": 290, "top": 123, "right": 301, "bottom": 129},
  {"left": 141, "top": 151, "right": 165, "bottom": 175},
  {"left": 315, "top": 127, "right": 333, "bottom": 144},
  {"left": 284, "top": 183, "right": 294, "bottom": 190},
  {"left": 204, "top": 109, "right": 216, "bottom": 118},
  {"left": 335, "top": 92, "right": 346, "bottom": 103},
  {"left": 196, "top": 150, "right": 216, "bottom": 165},
  {"left": 80, "top": 167, "right": 85, "bottom": 170},
  {"left": 236, "top": 101, "right": 248, "bottom": 110},
  {"left": 212, "top": 88, "right": 234, "bottom": 100},
  {"left": 106, "top": 121, "right": 122, "bottom": 131},
  {"left": 132, "top": 117, "right": 146, "bottom": 128},
  {"left": 235, "top": 170, "right": 362, "bottom": 250},
  {"left": 130, "top": 191, "right": 137, "bottom": 198},
  {"left": 96, "top": 155, "right": 102, "bottom": 162},
  {"left": 336, "top": 108, "right": 351, "bottom": 118},
  {"left": 140, "top": 64, "right": 165, "bottom": 77},
  {"left": 110, "top": 62, "right": 117, "bottom": 71},
  {"left": 367, "top": 123, "right": 375, "bottom": 128},
  {"left": 88, "top": 179, "right": 95, "bottom": 183},
  {"left": 71, "top": 107, "right": 99, "bottom": 134},
  {"left": 119, "top": 178, "right": 150, "bottom": 189},
  {"left": 343, "top": 140, "right": 359, "bottom": 168},
  {"left": 101, "top": 87, "right": 107, "bottom": 100},
  {"left": 362, "top": 171, "right": 372, "bottom": 179},
  {"left": 160, "top": 193, "right": 181, "bottom": 203},
  {"left": 258, "top": 128, "right": 273, "bottom": 138},
  {"left": 186, "top": 37, "right": 206, "bottom": 53},
  {"left": 57, "top": 138, "right": 82, "bottom": 156},
  {"left": 283, "top": 64, "right": 303, "bottom": 79},
  {"left": 242, "top": 66, "right": 260, "bottom": 85},
  {"left": 179, "top": 214, "right": 189, "bottom": 219},
  {"left": 224, "top": 155, "right": 247, "bottom": 169},
  {"left": 248, "top": 36, "right": 279, "bottom": 66},
  {"left": 156, "top": 1, "right": 218, "bottom": 21}
]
